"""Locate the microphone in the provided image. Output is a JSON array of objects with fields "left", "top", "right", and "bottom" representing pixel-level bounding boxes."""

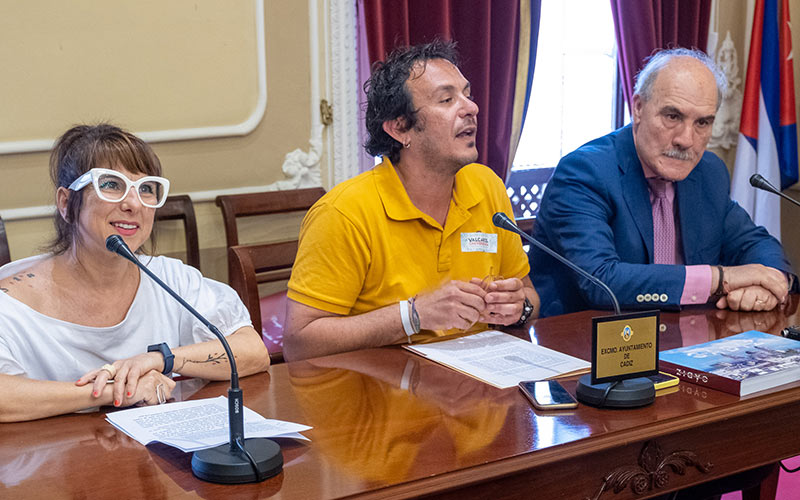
[
  {"left": 750, "top": 174, "right": 800, "bottom": 208},
  {"left": 492, "top": 212, "right": 621, "bottom": 315},
  {"left": 105, "top": 235, "right": 282, "bottom": 483},
  {"left": 494, "top": 214, "right": 661, "bottom": 409}
]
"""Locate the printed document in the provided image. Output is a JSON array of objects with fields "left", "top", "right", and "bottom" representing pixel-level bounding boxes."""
[
  {"left": 106, "top": 396, "right": 311, "bottom": 452},
  {"left": 406, "top": 330, "right": 590, "bottom": 388}
]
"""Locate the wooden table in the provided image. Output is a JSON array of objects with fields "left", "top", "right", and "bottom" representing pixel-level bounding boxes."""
[{"left": 2, "top": 301, "right": 799, "bottom": 499}]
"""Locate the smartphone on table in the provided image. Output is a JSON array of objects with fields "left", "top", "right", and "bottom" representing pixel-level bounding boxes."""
[
  {"left": 519, "top": 380, "right": 578, "bottom": 410},
  {"left": 647, "top": 371, "right": 679, "bottom": 390},
  {"left": 782, "top": 325, "right": 800, "bottom": 341}
]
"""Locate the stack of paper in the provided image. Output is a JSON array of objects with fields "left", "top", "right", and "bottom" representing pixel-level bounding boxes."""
[
  {"left": 106, "top": 396, "right": 311, "bottom": 452},
  {"left": 406, "top": 330, "right": 590, "bottom": 389}
]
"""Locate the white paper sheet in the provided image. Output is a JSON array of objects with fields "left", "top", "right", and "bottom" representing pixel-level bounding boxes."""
[
  {"left": 406, "top": 330, "right": 590, "bottom": 389},
  {"left": 105, "top": 396, "right": 311, "bottom": 452}
]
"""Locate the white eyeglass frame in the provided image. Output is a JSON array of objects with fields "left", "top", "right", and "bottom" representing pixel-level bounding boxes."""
[{"left": 67, "top": 168, "right": 171, "bottom": 208}]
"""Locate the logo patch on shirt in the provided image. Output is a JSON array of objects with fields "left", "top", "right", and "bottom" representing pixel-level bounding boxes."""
[{"left": 461, "top": 232, "right": 498, "bottom": 253}]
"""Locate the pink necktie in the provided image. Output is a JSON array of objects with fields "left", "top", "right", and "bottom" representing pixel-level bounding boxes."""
[{"left": 648, "top": 178, "right": 676, "bottom": 265}]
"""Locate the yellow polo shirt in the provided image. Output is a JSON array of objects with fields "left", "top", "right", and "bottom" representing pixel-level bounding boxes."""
[{"left": 287, "top": 158, "right": 530, "bottom": 341}]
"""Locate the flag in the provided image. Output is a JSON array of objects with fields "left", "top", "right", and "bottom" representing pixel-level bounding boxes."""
[{"left": 731, "top": 0, "right": 799, "bottom": 241}]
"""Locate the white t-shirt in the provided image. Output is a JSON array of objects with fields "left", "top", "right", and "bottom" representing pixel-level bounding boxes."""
[{"left": 0, "top": 254, "right": 252, "bottom": 381}]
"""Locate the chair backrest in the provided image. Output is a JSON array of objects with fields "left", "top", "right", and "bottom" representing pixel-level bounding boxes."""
[
  {"left": 155, "top": 195, "right": 201, "bottom": 270},
  {"left": 0, "top": 215, "right": 10, "bottom": 266},
  {"left": 516, "top": 218, "right": 535, "bottom": 237},
  {"left": 228, "top": 240, "right": 299, "bottom": 363},
  {"left": 215, "top": 187, "right": 325, "bottom": 249}
]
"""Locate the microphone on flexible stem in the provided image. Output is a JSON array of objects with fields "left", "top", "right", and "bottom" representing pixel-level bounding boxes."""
[
  {"left": 105, "top": 235, "right": 282, "bottom": 484},
  {"left": 749, "top": 174, "right": 800, "bottom": 208},
  {"left": 491, "top": 212, "right": 621, "bottom": 314},
  {"left": 492, "top": 213, "right": 657, "bottom": 409}
]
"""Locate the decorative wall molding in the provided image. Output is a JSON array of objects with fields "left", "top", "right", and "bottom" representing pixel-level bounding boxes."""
[
  {"left": 327, "top": 0, "right": 361, "bottom": 185},
  {"left": 0, "top": 0, "right": 268, "bottom": 155},
  {"left": 277, "top": 123, "right": 323, "bottom": 189},
  {"left": 3, "top": 0, "right": 357, "bottom": 221},
  {"left": 708, "top": 31, "right": 743, "bottom": 150},
  {"left": 275, "top": 0, "right": 326, "bottom": 191}
]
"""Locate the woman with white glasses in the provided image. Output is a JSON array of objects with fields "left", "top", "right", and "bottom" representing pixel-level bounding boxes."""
[{"left": 0, "top": 124, "right": 269, "bottom": 422}]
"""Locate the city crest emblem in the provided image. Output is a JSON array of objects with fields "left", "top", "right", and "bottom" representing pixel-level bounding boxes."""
[{"left": 620, "top": 325, "right": 633, "bottom": 342}]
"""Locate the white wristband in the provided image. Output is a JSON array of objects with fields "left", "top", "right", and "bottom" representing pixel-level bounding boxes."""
[{"left": 399, "top": 300, "right": 415, "bottom": 340}]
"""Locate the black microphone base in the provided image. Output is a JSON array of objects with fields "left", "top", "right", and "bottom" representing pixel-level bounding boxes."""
[
  {"left": 191, "top": 438, "right": 283, "bottom": 484},
  {"left": 575, "top": 375, "right": 655, "bottom": 408}
]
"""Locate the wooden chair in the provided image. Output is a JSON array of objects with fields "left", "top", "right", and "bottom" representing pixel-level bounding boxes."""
[
  {"left": 516, "top": 218, "right": 535, "bottom": 237},
  {"left": 228, "top": 241, "right": 299, "bottom": 364},
  {"left": 215, "top": 188, "right": 324, "bottom": 360},
  {"left": 0, "top": 215, "right": 10, "bottom": 266},
  {"left": 155, "top": 195, "right": 201, "bottom": 270},
  {"left": 215, "top": 187, "right": 325, "bottom": 249}
]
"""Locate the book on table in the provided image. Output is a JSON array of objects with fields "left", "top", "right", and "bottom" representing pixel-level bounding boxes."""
[{"left": 659, "top": 330, "right": 800, "bottom": 396}]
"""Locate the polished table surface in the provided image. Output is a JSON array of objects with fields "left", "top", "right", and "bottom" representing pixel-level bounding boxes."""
[{"left": 2, "top": 301, "right": 800, "bottom": 499}]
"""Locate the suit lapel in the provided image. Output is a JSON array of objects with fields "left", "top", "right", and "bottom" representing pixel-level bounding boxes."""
[{"left": 616, "top": 128, "right": 654, "bottom": 262}]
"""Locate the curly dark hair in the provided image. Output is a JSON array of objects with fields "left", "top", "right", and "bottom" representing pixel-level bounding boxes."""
[
  {"left": 364, "top": 39, "right": 460, "bottom": 163},
  {"left": 48, "top": 123, "right": 163, "bottom": 255}
]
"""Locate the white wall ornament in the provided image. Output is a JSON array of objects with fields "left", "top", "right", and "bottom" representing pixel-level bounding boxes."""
[
  {"left": 275, "top": 0, "right": 326, "bottom": 191},
  {"left": 277, "top": 124, "right": 324, "bottom": 189},
  {"left": 277, "top": 0, "right": 360, "bottom": 192},
  {"left": 709, "top": 31, "right": 743, "bottom": 150}
]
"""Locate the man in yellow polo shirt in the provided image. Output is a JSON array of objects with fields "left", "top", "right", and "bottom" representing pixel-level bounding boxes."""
[{"left": 284, "top": 40, "right": 538, "bottom": 361}]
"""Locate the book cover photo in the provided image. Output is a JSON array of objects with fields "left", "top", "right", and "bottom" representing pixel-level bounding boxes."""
[{"left": 659, "top": 330, "right": 800, "bottom": 396}]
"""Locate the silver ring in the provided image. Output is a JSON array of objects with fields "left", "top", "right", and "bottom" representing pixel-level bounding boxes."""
[{"left": 156, "top": 383, "right": 166, "bottom": 405}]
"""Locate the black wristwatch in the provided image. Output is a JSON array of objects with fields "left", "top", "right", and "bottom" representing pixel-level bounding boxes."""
[
  {"left": 147, "top": 343, "right": 175, "bottom": 375},
  {"left": 513, "top": 298, "right": 534, "bottom": 326}
]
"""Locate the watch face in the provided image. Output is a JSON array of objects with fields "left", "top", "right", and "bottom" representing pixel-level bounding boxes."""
[{"left": 516, "top": 298, "right": 533, "bottom": 325}]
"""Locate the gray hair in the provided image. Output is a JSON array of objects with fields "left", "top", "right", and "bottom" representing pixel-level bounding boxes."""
[{"left": 633, "top": 47, "right": 727, "bottom": 110}]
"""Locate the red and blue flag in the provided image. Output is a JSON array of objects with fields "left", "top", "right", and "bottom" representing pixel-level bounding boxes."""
[{"left": 732, "top": 0, "right": 798, "bottom": 240}]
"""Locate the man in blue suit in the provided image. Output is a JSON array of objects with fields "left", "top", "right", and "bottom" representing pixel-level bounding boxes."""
[{"left": 531, "top": 48, "right": 794, "bottom": 318}]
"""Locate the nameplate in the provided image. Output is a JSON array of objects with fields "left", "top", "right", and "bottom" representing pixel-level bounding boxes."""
[
  {"left": 591, "top": 310, "right": 659, "bottom": 384},
  {"left": 460, "top": 232, "right": 498, "bottom": 253}
]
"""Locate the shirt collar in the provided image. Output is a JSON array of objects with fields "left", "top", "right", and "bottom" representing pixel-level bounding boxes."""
[{"left": 373, "top": 157, "right": 483, "bottom": 224}]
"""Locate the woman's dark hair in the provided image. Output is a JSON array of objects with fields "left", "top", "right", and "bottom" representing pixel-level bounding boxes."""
[
  {"left": 48, "top": 123, "right": 163, "bottom": 255},
  {"left": 363, "top": 39, "right": 460, "bottom": 163}
]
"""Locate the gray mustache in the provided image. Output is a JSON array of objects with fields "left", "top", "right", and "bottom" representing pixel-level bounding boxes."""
[{"left": 663, "top": 148, "right": 693, "bottom": 161}]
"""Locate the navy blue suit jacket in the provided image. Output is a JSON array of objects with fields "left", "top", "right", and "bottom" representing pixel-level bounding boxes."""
[{"left": 531, "top": 126, "right": 793, "bottom": 317}]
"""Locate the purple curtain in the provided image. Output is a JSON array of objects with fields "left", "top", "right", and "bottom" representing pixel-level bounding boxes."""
[
  {"left": 362, "top": 0, "right": 521, "bottom": 180},
  {"left": 611, "top": 0, "right": 712, "bottom": 110}
]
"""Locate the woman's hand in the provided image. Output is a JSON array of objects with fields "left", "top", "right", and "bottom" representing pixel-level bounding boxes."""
[
  {"left": 77, "top": 352, "right": 163, "bottom": 406},
  {"left": 125, "top": 370, "right": 176, "bottom": 407}
]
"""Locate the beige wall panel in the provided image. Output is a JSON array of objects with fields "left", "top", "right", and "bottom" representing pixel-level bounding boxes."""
[
  {"left": 1, "top": 0, "right": 312, "bottom": 285},
  {"left": 0, "top": 1, "right": 259, "bottom": 143}
]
